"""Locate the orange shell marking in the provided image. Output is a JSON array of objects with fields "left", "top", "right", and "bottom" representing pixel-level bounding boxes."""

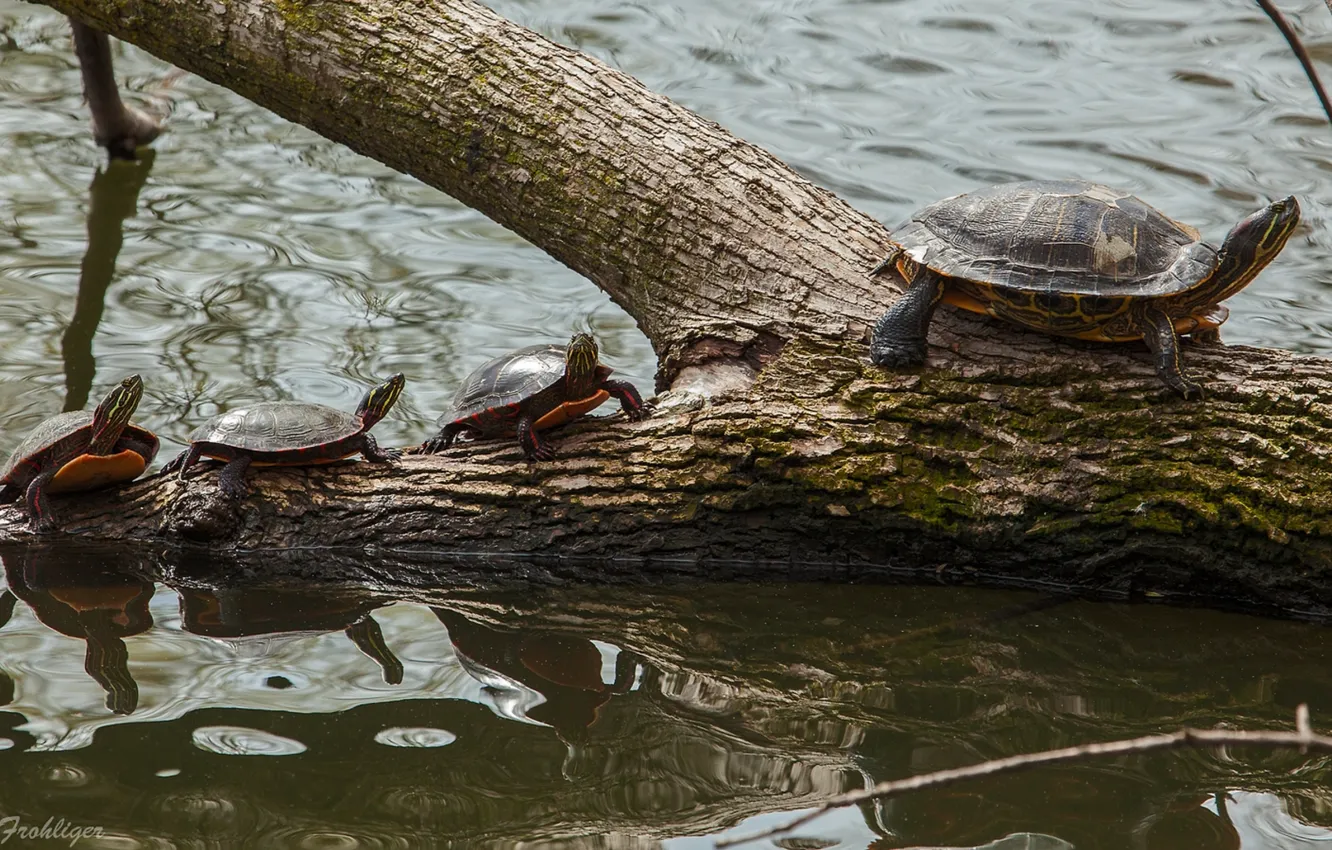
[
  {"left": 533, "top": 390, "right": 609, "bottom": 431},
  {"left": 47, "top": 449, "right": 148, "bottom": 494},
  {"left": 49, "top": 586, "right": 145, "bottom": 613}
]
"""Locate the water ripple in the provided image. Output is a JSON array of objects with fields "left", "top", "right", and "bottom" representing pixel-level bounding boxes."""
[
  {"left": 191, "top": 725, "right": 308, "bottom": 757},
  {"left": 372, "top": 726, "right": 458, "bottom": 748}
]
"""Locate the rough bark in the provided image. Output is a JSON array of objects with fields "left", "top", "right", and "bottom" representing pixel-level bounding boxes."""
[{"left": 15, "top": 0, "right": 1332, "bottom": 612}]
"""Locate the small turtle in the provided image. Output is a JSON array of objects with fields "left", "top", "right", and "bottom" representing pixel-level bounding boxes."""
[
  {"left": 868, "top": 180, "right": 1301, "bottom": 398},
  {"left": 421, "top": 332, "right": 647, "bottom": 460},
  {"left": 0, "top": 375, "right": 157, "bottom": 532},
  {"left": 162, "top": 374, "right": 405, "bottom": 498}
]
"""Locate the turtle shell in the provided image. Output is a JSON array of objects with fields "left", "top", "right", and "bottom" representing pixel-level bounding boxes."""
[
  {"left": 443, "top": 344, "right": 568, "bottom": 423},
  {"left": 0, "top": 413, "right": 157, "bottom": 491},
  {"left": 0, "top": 411, "right": 97, "bottom": 484},
  {"left": 188, "top": 402, "right": 364, "bottom": 453},
  {"left": 894, "top": 179, "right": 1219, "bottom": 298}
]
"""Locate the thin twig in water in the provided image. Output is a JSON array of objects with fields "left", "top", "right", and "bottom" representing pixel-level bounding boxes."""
[
  {"left": 716, "top": 706, "right": 1332, "bottom": 848},
  {"left": 1256, "top": 0, "right": 1332, "bottom": 125}
]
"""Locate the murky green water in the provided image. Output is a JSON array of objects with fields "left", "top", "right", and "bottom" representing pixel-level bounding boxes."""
[
  {"left": 0, "top": 546, "right": 1330, "bottom": 847},
  {"left": 0, "top": 0, "right": 1331, "bottom": 845}
]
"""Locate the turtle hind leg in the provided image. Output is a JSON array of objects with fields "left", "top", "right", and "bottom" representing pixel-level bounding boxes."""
[
  {"left": 1141, "top": 308, "right": 1204, "bottom": 400},
  {"left": 870, "top": 269, "right": 947, "bottom": 368}
]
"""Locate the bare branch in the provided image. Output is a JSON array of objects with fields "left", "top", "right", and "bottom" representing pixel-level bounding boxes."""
[
  {"left": 716, "top": 706, "right": 1331, "bottom": 848},
  {"left": 1256, "top": 0, "right": 1332, "bottom": 125}
]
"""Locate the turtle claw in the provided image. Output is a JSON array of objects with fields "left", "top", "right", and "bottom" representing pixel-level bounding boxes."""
[
  {"left": 420, "top": 430, "right": 459, "bottom": 456},
  {"left": 1175, "top": 381, "right": 1205, "bottom": 401},
  {"left": 218, "top": 478, "right": 248, "bottom": 500},
  {"left": 29, "top": 515, "right": 58, "bottom": 535},
  {"left": 380, "top": 447, "right": 404, "bottom": 463},
  {"left": 870, "top": 342, "right": 927, "bottom": 368},
  {"left": 523, "top": 437, "right": 557, "bottom": 462}
]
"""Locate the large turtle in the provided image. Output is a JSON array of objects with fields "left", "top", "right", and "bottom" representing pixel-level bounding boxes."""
[
  {"left": 421, "top": 332, "right": 647, "bottom": 460},
  {"left": 868, "top": 180, "right": 1301, "bottom": 398},
  {"left": 0, "top": 375, "right": 158, "bottom": 532},
  {"left": 162, "top": 373, "right": 405, "bottom": 498}
]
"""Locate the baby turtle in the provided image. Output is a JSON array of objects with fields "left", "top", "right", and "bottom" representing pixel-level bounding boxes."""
[{"left": 422, "top": 333, "right": 647, "bottom": 460}]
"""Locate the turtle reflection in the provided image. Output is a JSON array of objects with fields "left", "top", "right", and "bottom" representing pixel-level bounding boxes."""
[
  {"left": 180, "top": 585, "right": 404, "bottom": 685},
  {"left": 0, "top": 547, "right": 153, "bottom": 714},
  {"left": 433, "top": 606, "right": 638, "bottom": 740}
]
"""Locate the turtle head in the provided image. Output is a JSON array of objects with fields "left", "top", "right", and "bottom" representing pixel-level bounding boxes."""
[
  {"left": 89, "top": 375, "right": 144, "bottom": 454},
  {"left": 565, "top": 333, "right": 600, "bottom": 387},
  {"left": 1209, "top": 195, "right": 1301, "bottom": 301},
  {"left": 357, "top": 373, "right": 405, "bottom": 428}
]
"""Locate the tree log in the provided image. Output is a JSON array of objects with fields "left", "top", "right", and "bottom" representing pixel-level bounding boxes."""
[{"left": 15, "top": 0, "right": 1332, "bottom": 613}]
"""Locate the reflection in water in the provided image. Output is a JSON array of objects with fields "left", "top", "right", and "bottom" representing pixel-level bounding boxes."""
[
  {"left": 61, "top": 153, "right": 157, "bottom": 412},
  {"left": 1130, "top": 791, "right": 1240, "bottom": 850},
  {"left": 180, "top": 584, "right": 405, "bottom": 685},
  {"left": 0, "top": 549, "right": 1326, "bottom": 846},
  {"left": 434, "top": 605, "right": 637, "bottom": 740},
  {"left": 0, "top": 547, "right": 152, "bottom": 714}
]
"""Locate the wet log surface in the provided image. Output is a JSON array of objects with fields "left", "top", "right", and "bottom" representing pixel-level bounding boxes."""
[{"left": 16, "top": 0, "right": 1332, "bottom": 615}]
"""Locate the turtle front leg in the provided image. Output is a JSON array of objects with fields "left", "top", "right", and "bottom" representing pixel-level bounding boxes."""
[
  {"left": 870, "top": 268, "right": 947, "bottom": 368},
  {"left": 1140, "top": 308, "right": 1204, "bottom": 400},
  {"left": 517, "top": 415, "right": 555, "bottom": 461},
  {"left": 161, "top": 445, "right": 202, "bottom": 479},
  {"left": 118, "top": 435, "right": 159, "bottom": 467},
  {"left": 216, "top": 455, "right": 252, "bottom": 499},
  {"left": 360, "top": 434, "right": 402, "bottom": 463},
  {"left": 24, "top": 467, "right": 62, "bottom": 533},
  {"left": 70, "top": 21, "right": 162, "bottom": 161},
  {"left": 421, "top": 422, "right": 467, "bottom": 455},
  {"left": 603, "top": 379, "right": 649, "bottom": 421}
]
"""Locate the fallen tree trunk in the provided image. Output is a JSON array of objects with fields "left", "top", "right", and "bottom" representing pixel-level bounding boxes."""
[{"left": 15, "top": 0, "right": 1332, "bottom": 611}]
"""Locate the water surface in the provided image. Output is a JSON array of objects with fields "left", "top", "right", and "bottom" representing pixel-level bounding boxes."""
[{"left": 0, "top": 546, "right": 1329, "bottom": 848}]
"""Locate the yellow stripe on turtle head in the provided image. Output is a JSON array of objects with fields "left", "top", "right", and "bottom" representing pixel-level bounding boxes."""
[
  {"left": 565, "top": 333, "right": 600, "bottom": 379},
  {"left": 1200, "top": 195, "right": 1301, "bottom": 304},
  {"left": 358, "top": 373, "right": 405, "bottom": 428},
  {"left": 89, "top": 375, "right": 144, "bottom": 455}
]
